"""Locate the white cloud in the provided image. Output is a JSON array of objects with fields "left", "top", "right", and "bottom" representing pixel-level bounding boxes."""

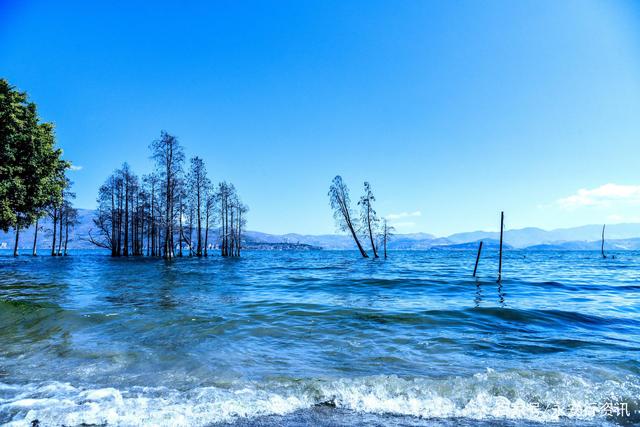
[
  {"left": 385, "top": 210, "right": 421, "bottom": 220},
  {"left": 557, "top": 184, "right": 640, "bottom": 209},
  {"left": 391, "top": 221, "right": 416, "bottom": 229},
  {"left": 69, "top": 165, "right": 83, "bottom": 171},
  {"left": 607, "top": 214, "right": 640, "bottom": 223}
]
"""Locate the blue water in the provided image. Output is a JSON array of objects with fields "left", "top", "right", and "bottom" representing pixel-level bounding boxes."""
[{"left": 0, "top": 250, "right": 639, "bottom": 426}]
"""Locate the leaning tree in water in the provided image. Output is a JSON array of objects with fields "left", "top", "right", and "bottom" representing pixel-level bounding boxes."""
[{"left": 328, "top": 175, "right": 369, "bottom": 258}]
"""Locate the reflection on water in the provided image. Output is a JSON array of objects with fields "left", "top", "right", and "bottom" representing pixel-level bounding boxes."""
[
  {"left": 497, "top": 281, "right": 506, "bottom": 307},
  {"left": 0, "top": 249, "right": 639, "bottom": 426},
  {"left": 473, "top": 279, "right": 506, "bottom": 308},
  {"left": 474, "top": 279, "right": 482, "bottom": 308}
]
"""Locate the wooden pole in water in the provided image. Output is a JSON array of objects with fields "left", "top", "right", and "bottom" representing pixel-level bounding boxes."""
[
  {"left": 601, "top": 224, "right": 607, "bottom": 259},
  {"left": 473, "top": 241, "right": 483, "bottom": 277},
  {"left": 498, "top": 211, "right": 504, "bottom": 283}
]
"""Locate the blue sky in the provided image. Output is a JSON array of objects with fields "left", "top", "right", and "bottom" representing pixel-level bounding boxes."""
[{"left": 1, "top": 0, "right": 640, "bottom": 236}]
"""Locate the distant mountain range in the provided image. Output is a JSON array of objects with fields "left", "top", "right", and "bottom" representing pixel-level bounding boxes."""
[{"left": 2, "top": 209, "right": 640, "bottom": 251}]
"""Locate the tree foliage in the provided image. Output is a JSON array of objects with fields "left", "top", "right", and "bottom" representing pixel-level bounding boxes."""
[{"left": 0, "top": 79, "right": 69, "bottom": 254}]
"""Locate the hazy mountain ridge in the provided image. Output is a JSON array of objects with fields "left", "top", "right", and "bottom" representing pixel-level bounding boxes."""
[
  {"left": 448, "top": 224, "right": 640, "bottom": 248},
  {"left": 2, "top": 209, "right": 640, "bottom": 251}
]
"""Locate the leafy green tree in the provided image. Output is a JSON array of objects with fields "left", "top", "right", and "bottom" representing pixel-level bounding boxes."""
[{"left": 0, "top": 79, "right": 68, "bottom": 255}]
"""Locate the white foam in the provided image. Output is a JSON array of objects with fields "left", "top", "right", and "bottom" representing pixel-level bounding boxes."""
[{"left": 1, "top": 369, "right": 636, "bottom": 426}]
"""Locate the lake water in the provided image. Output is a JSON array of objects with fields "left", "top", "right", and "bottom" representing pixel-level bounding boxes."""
[{"left": 0, "top": 250, "right": 639, "bottom": 426}]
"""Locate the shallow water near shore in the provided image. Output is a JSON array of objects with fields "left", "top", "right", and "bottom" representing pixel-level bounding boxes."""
[{"left": 0, "top": 249, "right": 639, "bottom": 426}]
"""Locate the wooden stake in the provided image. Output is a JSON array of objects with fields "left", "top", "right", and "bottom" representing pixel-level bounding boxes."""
[
  {"left": 601, "top": 224, "right": 607, "bottom": 259},
  {"left": 473, "top": 241, "right": 483, "bottom": 277},
  {"left": 498, "top": 211, "right": 504, "bottom": 283}
]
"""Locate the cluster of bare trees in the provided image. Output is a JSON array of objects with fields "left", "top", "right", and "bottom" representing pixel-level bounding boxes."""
[
  {"left": 20, "top": 176, "right": 79, "bottom": 257},
  {"left": 89, "top": 131, "right": 247, "bottom": 258},
  {"left": 217, "top": 181, "right": 247, "bottom": 257},
  {"left": 91, "top": 164, "right": 148, "bottom": 256},
  {"left": 44, "top": 181, "right": 79, "bottom": 256},
  {"left": 329, "top": 176, "right": 394, "bottom": 259},
  {"left": 9, "top": 165, "right": 78, "bottom": 257}
]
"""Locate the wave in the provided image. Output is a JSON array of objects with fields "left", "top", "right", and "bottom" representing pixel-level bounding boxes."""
[{"left": 1, "top": 369, "right": 637, "bottom": 426}]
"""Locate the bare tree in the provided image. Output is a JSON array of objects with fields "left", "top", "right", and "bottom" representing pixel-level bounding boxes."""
[
  {"left": 328, "top": 175, "right": 368, "bottom": 258},
  {"left": 203, "top": 182, "right": 215, "bottom": 257},
  {"left": 48, "top": 205, "right": 59, "bottom": 255},
  {"left": 187, "top": 157, "right": 208, "bottom": 257},
  {"left": 51, "top": 178, "right": 74, "bottom": 256},
  {"left": 187, "top": 198, "right": 194, "bottom": 256},
  {"left": 358, "top": 181, "right": 379, "bottom": 258},
  {"left": 217, "top": 182, "right": 231, "bottom": 256},
  {"left": 236, "top": 202, "right": 248, "bottom": 256},
  {"left": 150, "top": 131, "right": 184, "bottom": 259},
  {"left": 143, "top": 173, "right": 161, "bottom": 256},
  {"left": 176, "top": 178, "right": 186, "bottom": 257},
  {"left": 215, "top": 182, "right": 246, "bottom": 257},
  {"left": 380, "top": 218, "right": 395, "bottom": 259},
  {"left": 90, "top": 165, "right": 147, "bottom": 256},
  {"left": 91, "top": 172, "right": 122, "bottom": 253},
  {"left": 89, "top": 176, "right": 115, "bottom": 251},
  {"left": 62, "top": 201, "right": 79, "bottom": 256},
  {"left": 46, "top": 178, "right": 69, "bottom": 256},
  {"left": 120, "top": 164, "right": 135, "bottom": 256}
]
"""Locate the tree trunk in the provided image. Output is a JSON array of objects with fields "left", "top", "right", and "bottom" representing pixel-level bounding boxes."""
[
  {"left": 135, "top": 194, "right": 139, "bottom": 255},
  {"left": 145, "top": 202, "right": 149, "bottom": 256},
  {"left": 188, "top": 207, "right": 193, "bottom": 257},
  {"left": 57, "top": 210, "right": 63, "bottom": 256},
  {"left": 383, "top": 231, "right": 387, "bottom": 259},
  {"left": 132, "top": 206, "right": 135, "bottom": 255},
  {"left": 196, "top": 188, "right": 202, "bottom": 256},
  {"left": 346, "top": 219, "right": 368, "bottom": 258},
  {"left": 221, "top": 198, "right": 225, "bottom": 256},
  {"left": 224, "top": 198, "right": 229, "bottom": 256},
  {"left": 32, "top": 218, "right": 39, "bottom": 256},
  {"left": 111, "top": 181, "right": 116, "bottom": 256},
  {"left": 178, "top": 200, "right": 184, "bottom": 257},
  {"left": 229, "top": 207, "right": 235, "bottom": 257},
  {"left": 13, "top": 225, "right": 20, "bottom": 257},
  {"left": 64, "top": 213, "right": 69, "bottom": 256},
  {"left": 132, "top": 195, "right": 136, "bottom": 255},
  {"left": 117, "top": 184, "right": 122, "bottom": 256},
  {"left": 237, "top": 208, "right": 242, "bottom": 257},
  {"left": 164, "top": 145, "right": 173, "bottom": 259},
  {"left": 204, "top": 206, "right": 209, "bottom": 257},
  {"left": 51, "top": 208, "right": 57, "bottom": 256},
  {"left": 124, "top": 181, "right": 129, "bottom": 256},
  {"left": 165, "top": 198, "right": 172, "bottom": 259},
  {"left": 498, "top": 211, "right": 504, "bottom": 283},
  {"left": 367, "top": 207, "right": 378, "bottom": 258},
  {"left": 149, "top": 187, "right": 154, "bottom": 256}
]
